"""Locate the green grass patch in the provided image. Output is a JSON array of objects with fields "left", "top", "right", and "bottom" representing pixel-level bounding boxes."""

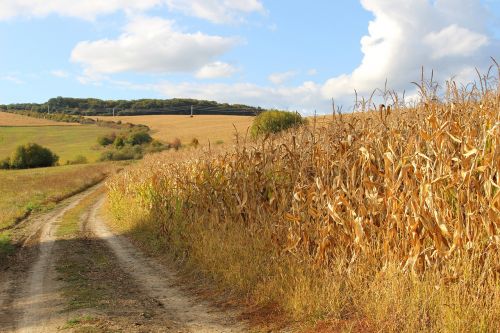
[
  {"left": 57, "top": 254, "right": 111, "bottom": 310},
  {"left": 61, "top": 316, "right": 118, "bottom": 333},
  {"left": 63, "top": 316, "right": 96, "bottom": 329},
  {"left": 0, "top": 125, "right": 121, "bottom": 163},
  {"left": 0, "top": 231, "right": 14, "bottom": 257}
]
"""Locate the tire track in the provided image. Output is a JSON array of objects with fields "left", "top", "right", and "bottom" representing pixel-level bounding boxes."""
[
  {"left": 0, "top": 185, "right": 103, "bottom": 333},
  {"left": 87, "top": 198, "right": 247, "bottom": 333}
]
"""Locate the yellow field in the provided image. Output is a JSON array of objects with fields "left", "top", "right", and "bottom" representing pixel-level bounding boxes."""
[
  {"left": 0, "top": 111, "right": 79, "bottom": 126},
  {"left": 0, "top": 162, "right": 122, "bottom": 230},
  {"left": 89, "top": 115, "right": 254, "bottom": 145},
  {"left": 108, "top": 85, "right": 500, "bottom": 332}
]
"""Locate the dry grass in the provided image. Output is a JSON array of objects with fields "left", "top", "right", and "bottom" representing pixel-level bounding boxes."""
[
  {"left": 0, "top": 111, "right": 79, "bottom": 126},
  {"left": 0, "top": 163, "right": 121, "bottom": 229},
  {"left": 107, "top": 79, "right": 500, "bottom": 332},
  {"left": 88, "top": 115, "right": 254, "bottom": 146}
]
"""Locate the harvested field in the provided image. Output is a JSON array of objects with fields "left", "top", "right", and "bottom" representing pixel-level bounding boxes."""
[
  {"left": 0, "top": 111, "right": 78, "bottom": 127},
  {"left": 88, "top": 115, "right": 255, "bottom": 146}
]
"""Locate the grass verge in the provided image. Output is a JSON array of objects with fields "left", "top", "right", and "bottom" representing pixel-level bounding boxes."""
[
  {"left": 0, "top": 162, "right": 124, "bottom": 230},
  {"left": 0, "top": 231, "right": 14, "bottom": 258}
]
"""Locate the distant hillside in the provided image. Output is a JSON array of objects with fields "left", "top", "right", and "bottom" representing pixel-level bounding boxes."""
[{"left": 0, "top": 97, "right": 263, "bottom": 117}]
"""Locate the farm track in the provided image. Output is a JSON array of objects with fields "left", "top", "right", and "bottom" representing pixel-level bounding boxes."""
[
  {"left": 0, "top": 185, "right": 105, "bottom": 332},
  {"left": 88, "top": 198, "right": 247, "bottom": 333},
  {"left": 0, "top": 185, "right": 250, "bottom": 332}
]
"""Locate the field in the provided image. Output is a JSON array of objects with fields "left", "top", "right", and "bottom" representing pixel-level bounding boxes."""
[
  {"left": 107, "top": 85, "right": 500, "bottom": 332},
  {"left": 0, "top": 163, "right": 120, "bottom": 230},
  {"left": 0, "top": 111, "right": 79, "bottom": 127},
  {"left": 88, "top": 115, "right": 255, "bottom": 145},
  {"left": 0, "top": 125, "right": 122, "bottom": 163}
]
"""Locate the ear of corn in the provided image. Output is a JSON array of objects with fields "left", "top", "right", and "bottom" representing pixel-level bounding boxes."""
[{"left": 107, "top": 74, "right": 500, "bottom": 331}]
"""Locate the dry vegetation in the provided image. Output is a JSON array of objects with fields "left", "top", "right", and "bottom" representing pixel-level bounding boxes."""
[
  {"left": 0, "top": 111, "right": 78, "bottom": 127},
  {"left": 0, "top": 163, "right": 120, "bottom": 229},
  {"left": 107, "top": 77, "right": 499, "bottom": 332},
  {"left": 89, "top": 115, "right": 254, "bottom": 146}
]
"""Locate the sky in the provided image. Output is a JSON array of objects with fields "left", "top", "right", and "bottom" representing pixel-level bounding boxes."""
[{"left": 0, "top": 0, "right": 499, "bottom": 114}]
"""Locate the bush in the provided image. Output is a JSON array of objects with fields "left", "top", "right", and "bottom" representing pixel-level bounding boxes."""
[
  {"left": 126, "top": 131, "right": 152, "bottom": 146},
  {"left": 66, "top": 155, "right": 88, "bottom": 165},
  {"left": 151, "top": 139, "right": 164, "bottom": 148},
  {"left": 99, "top": 145, "right": 143, "bottom": 161},
  {"left": 97, "top": 133, "right": 116, "bottom": 146},
  {"left": 191, "top": 138, "right": 200, "bottom": 148},
  {"left": 9, "top": 143, "right": 59, "bottom": 169},
  {"left": 250, "top": 110, "right": 305, "bottom": 137},
  {"left": 171, "top": 138, "right": 182, "bottom": 151},
  {"left": 0, "top": 158, "right": 10, "bottom": 169},
  {"left": 114, "top": 136, "right": 125, "bottom": 148}
]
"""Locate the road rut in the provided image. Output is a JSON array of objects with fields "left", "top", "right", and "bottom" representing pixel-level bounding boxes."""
[{"left": 88, "top": 198, "right": 247, "bottom": 333}]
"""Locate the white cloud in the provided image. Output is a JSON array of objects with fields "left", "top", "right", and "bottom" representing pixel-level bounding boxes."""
[
  {"left": 0, "top": 0, "right": 161, "bottom": 20},
  {"left": 154, "top": 80, "right": 325, "bottom": 113},
  {"left": 71, "top": 16, "right": 238, "bottom": 75},
  {"left": 322, "top": 0, "right": 497, "bottom": 102},
  {"left": 195, "top": 62, "right": 238, "bottom": 79},
  {"left": 51, "top": 70, "right": 70, "bottom": 78},
  {"left": 0, "top": 0, "right": 264, "bottom": 23},
  {"left": 165, "top": 0, "right": 264, "bottom": 24},
  {"left": 162, "top": 0, "right": 498, "bottom": 112},
  {"left": 268, "top": 71, "right": 297, "bottom": 85},
  {"left": 423, "top": 24, "right": 489, "bottom": 59}
]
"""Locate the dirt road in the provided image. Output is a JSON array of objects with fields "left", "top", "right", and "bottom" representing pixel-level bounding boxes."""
[
  {"left": 0, "top": 186, "right": 249, "bottom": 332},
  {"left": 1, "top": 186, "right": 102, "bottom": 333}
]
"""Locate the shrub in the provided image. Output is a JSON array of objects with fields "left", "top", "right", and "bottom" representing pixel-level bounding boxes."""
[
  {"left": 250, "top": 110, "right": 305, "bottom": 137},
  {"left": 99, "top": 145, "right": 143, "bottom": 161},
  {"left": 151, "top": 139, "right": 164, "bottom": 148},
  {"left": 9, "top": 143, "right": 59, "bottom": 169},
  {"left": 126, "top": 131, "right": 152, "bottom": 146},
  {"left": 66, "top": 155, "right": 88, "bottom": 165},
  {"left": 0, "top": 157, "right": 10, "bottom": 169},
  {"left": 114, "top": 136, "right": 125, "bottom": 148},
  {"left": 171, "top": 138, "right": 182, "bottom": 151},
  {"left": 191, "top": 138, "right": 199, "bottom": 148},
  {"left": 97, "top": 133, "right": 116, "bottom": 146}
]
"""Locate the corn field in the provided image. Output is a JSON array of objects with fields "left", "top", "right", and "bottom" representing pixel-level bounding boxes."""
[{"left": 107, "top": 76, "right": 500, "bottom": 331}]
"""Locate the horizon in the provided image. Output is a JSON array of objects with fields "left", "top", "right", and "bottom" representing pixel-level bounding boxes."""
[{"left": 0, "top": 0, "right": 499, "bottom": 114}]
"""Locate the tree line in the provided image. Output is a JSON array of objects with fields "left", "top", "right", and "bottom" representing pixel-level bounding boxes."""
[{"left": 0, "top": 97, "right": 263, "bottom": 116}]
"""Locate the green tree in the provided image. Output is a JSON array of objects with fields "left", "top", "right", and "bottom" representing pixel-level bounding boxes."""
[
  {"left": 0, "top": 158, "right": 10, "bottom": 169},
  {"left": 126, "top": 131, "right": 152, "bottom": 146},
  {"left": 250, "top": 110, "right": 305, "bottom": 137},
  {"left": 97, "top": 133, "right": 116, "bottom": 146},
  {"left": 9, "top": 143, "right": 59, "bottom": 169}
]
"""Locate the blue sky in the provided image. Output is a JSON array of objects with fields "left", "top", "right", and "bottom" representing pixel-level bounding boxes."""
[{"left": 0, "top": 0, "right": 498, "bottom": 113}]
